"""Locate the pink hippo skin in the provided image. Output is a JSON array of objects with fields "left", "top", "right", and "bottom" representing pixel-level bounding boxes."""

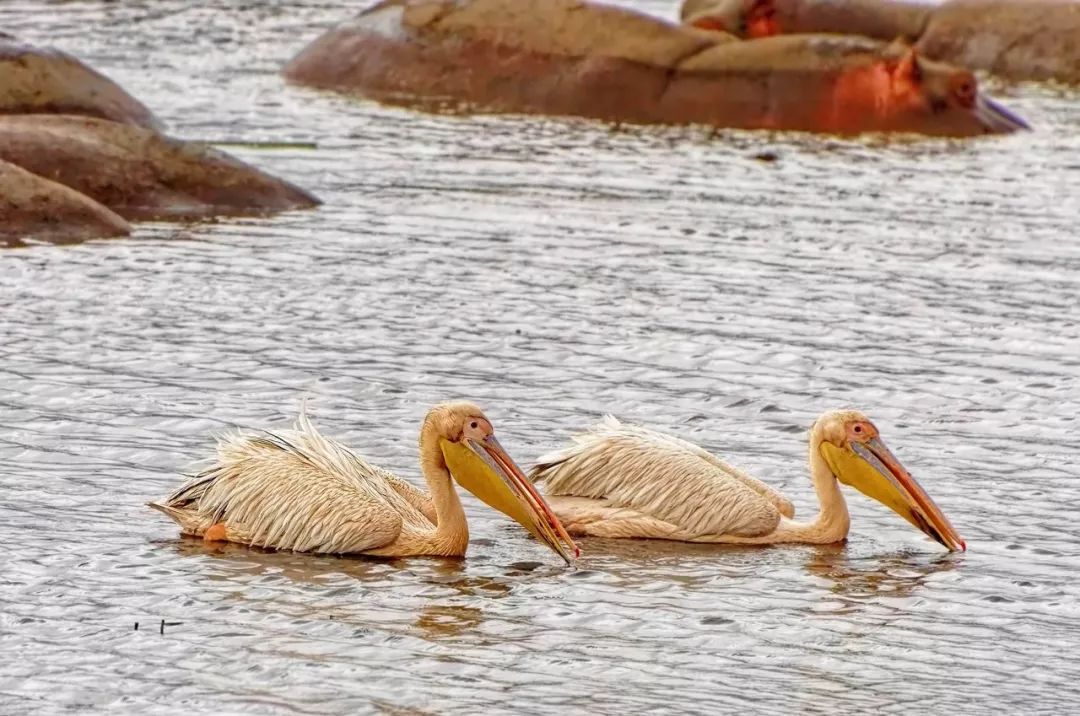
[
  {"left": 282, "top": 0, "right": 1025, "bottom": 136},
  {"left": 681, "top": 0, "right": 1080, "bottom": 83}
]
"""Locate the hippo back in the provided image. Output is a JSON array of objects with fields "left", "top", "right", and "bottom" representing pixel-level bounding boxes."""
[{"left": 404, "top": 0, "right": 727, "bottom": 67}]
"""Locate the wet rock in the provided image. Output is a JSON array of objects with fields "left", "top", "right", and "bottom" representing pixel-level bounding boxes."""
[
  {"left": 0, "top": 115, "right": 321, "bottom": 220},
  {"left": 282, "top": 0, "right": 1025, "bottom": 136},
  {"left": 0, "top": 158, "right": 130, "bottom": 246},
  {"left": 681, "top": 0, "right": 1080, "bottom": 84},
  {"left": 0, "top": 34, "right": 162, "bottom": 129},
  {"left": 919, "top": 1, "right": 1080, "bottom": 84}
]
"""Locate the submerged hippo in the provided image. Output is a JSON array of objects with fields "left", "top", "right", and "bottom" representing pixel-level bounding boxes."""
[
  {"left": 0, "top": 159, "right": 130, "bottom": 246},
  {"left": 0, "top": 34, "right": 162, "bottom": 129},
  {"left": 0, "top": 115, "right": 320, "bottom": 220},
  {"left": 681, "top": 0, "right": 1080, "bottom": 84},
  {"left": 283, "top": 0, "right": 1025, "bottom": 136}
]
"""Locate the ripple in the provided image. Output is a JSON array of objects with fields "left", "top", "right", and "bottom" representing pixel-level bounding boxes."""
[{"left": 1, "top": 0, "right": 1079, "bottom": 714}]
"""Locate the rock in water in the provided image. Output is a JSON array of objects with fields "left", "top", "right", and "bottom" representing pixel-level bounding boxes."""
[
  {"left": 918, "top": 0, "right": 1080, "bottom": 84},
  {"left": 0, "top": 115, "right": 321, "bottom": 220},
  {"left": 0, "top": 35, "right": 163, "bottom": 129},
  {"left": 0, "top": 159, "right": 131, "bottom": 246}
]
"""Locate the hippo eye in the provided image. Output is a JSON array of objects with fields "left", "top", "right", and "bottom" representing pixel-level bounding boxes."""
[{"left": 950, "top": 76, "right": 976, "bottom": 108}]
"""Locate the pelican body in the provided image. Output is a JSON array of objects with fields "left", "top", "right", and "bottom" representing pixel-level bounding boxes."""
[
  {"left": 530, "top": 410, "right": 964, "bottom": 551},
  {"left": 151, "top": 402, "right": 578, "bottom": 563}
]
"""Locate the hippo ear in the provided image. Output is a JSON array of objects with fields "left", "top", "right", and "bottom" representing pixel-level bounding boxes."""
[
  {"left": 885, "top": 36, "right": 913, "bottom": 53},
  {"left": 746, "top": 0, "right": 779, "bottom": 37},
  {"left": 893, "top": 48, "right": 923, "bottom": 85}
]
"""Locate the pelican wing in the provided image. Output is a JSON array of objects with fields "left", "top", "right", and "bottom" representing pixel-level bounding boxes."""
[
  {"left": 151, "top": 412, "right": 431, "bottom": 554},
  {"left": 375, "top": 466, "right": 437, "bottom": 525},
  {"left": 531, "top": 417, "right": 789, "bottom": 538}
]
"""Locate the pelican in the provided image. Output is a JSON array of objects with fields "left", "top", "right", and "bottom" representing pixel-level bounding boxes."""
[
  {"left": 150, "top": 402, "right": 579, "bottom": 563},
  {"left": 529, "top": 409, "right": 965, "bottom": 551}
]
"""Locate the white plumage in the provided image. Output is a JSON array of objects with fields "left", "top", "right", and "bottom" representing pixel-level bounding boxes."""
[
  {"left": 150, "top": 401, "right": 581, "bottom": 562},
  {"left": 530, "top": 410, "right": 966, "bottom": 552},
  {"left": 532, "top": 416, "right": 795, "bottom": 539},
  {"left": 151, "top": 410, "right": 436, "bottom": 554}
]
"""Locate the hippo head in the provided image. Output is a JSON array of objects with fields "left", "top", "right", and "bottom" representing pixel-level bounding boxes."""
[{"left": 829, "top": 46, "right": 1029, "bottom": 135}]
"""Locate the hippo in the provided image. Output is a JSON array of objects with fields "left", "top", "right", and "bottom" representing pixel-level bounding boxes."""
[
  {"left": 0, "top": 34, "right": 163, "bottom": 129},
  {"left": 282, "top": 0, "right": 1025, "bottom": 136},
  {"left": 0, "top": 115, "right": 320, "bottom": 221},
  {"left": 680, "top": 0, "right": 1080, "bottom": 84},
  {"left": 0, "top": 159, "right": 130, "bottom": 247}
]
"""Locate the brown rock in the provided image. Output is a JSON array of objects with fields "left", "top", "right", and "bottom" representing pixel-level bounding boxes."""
[
  {"left": 0, "top": 115, "right": 321, "bottom": 221},
  {"left": 919, "top": 1, "right": 1080, "bottom": 83},
  {"left": 282, "top": 0, "right": 1025, "bottom": 136},
  {"left": 0, "top": 158, "right": 130, "bottom": 247},
  {"left": 0, "top": 34, "right": 162, "bottom": 129}
]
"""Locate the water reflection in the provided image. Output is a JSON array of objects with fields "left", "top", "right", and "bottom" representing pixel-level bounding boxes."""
[
  {"left": 2, "top": 0, "right": 1079, "bottom": 712},
  {"left": 804, "top": 544, "right": 961, "bottom": 602},
  {"left": 414, "top": 604, "right": 485, "bottom": 640},
  {"left": 371, "top": 702, "right": 437, "bottom": 716},
  {"left": 165, "top": 535, "right": 525, "bottom": 598},
  {"left": 164, "top": 536, "right": 390, "bottom": 584}
]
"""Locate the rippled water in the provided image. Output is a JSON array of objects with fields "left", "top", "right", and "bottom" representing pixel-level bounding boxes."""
[{"left": 2, "top": 1, "right": 1079, "bottom": 713}]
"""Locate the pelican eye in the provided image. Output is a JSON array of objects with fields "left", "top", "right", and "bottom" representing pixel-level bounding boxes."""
[
  {"left": 470, "top": 421, "right": 478, "bottom": 429},
  {"left": 853, "top": 425, "right": 863, "bottom": 433}
]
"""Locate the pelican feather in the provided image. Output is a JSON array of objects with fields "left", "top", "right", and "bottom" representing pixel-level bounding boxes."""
[
  {"left": 149, "top": 402, "right": 579, "bottom": 561},
  {"left": 151, "top": 410, "right": 430, "bottom": 554},
  {"left": 531, "top": 416, "right": 794, "bottom": 538}
]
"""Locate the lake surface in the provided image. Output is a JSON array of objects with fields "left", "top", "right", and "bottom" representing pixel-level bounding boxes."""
[{"left": 2, "top": 1, "right": 1079, "bottom": 713}]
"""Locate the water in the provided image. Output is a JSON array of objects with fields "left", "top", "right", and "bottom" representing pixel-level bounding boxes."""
[{"left": 1, "top": 1, "right": 1079, "bottom": 713}]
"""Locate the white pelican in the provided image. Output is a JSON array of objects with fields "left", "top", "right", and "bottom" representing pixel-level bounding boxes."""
[
  {"left": 529, "top": 409, "right": 965, "bottom": 551},
  {"left": 150, "top": 402, "right": 579, "bottom": 563}
]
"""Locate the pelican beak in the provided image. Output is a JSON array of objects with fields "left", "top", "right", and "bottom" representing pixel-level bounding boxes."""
[
  {"left": 821, "top": 437, "right": 966, "bottom": 551},
  {"left": 441, "top": 436, "right": 580, "bottom": 564}
]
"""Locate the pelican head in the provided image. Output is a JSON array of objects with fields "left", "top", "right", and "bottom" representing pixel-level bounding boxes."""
[
  {"left": 814, "top": 410, "right": 966, "bottom": 551},
  {"left": 426, "top": 402, "right": 580, "bottom": 564}
]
